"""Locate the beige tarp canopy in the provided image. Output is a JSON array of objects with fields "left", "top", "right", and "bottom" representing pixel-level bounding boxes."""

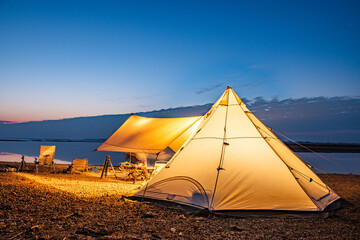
[
  {"left": 133, "top": 87, "right": 341, "bottom": 212},
  {"left": 96, "top": 115, "right": 202, "bottom": 154}
]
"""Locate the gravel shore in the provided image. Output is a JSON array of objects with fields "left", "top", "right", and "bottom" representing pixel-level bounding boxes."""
[{"left": 1, "top": 172, "right": 359, "bottom": 239}]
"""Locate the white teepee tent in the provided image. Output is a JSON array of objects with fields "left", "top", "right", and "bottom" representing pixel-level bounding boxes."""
[{"left": 134, "top": 87, "right": 340, "bottom": 212}]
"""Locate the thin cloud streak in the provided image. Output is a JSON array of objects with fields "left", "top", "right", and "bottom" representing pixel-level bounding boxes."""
[
  {"left": 195, "top": 84, "right": 223, "bottom": 95},
  {"left": 247, "top": 63, "right": 268, "bottom": 69}
]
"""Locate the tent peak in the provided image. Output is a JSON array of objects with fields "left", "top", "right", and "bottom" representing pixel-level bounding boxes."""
[{"left": 215, "top": 86, "right": 244, "bottom": 106}]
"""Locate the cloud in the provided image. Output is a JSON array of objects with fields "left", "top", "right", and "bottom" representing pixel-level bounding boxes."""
[
  {"left": 247, "top": 63, "right": 268, "bottom": 69},
  {"left": 242, "top": 96, "right": 360, "bottom": 143},
  {"left": 195, "top": 83, "right": 222, "bottom": 95},
  {"left": 237, "top": 81, "right": 262, "bottom": 88},
  {"left": 137, "top": 104, "right": 153, "bottom": 109},
  {"left": 0, "top": 120, "right": 15, "bottom": 125},
  {"left": 0, "top": 96, "right": 359, "bottom": 143}
]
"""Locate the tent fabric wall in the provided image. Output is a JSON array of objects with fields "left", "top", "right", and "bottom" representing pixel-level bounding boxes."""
[
  {"left": 168, "top": 118, "right": 202, "bottom": 152},
  {"left": 96, "top": 115, "right": 201, "bottom": 154},
  {"left": 245, "top": 112, "right": 339, "bottom": 210},
  {"left": 134, "top": 87, "right": 340, "bottom": 212}
]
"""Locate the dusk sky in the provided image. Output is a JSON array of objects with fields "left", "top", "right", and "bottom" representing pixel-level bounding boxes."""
[{"left": 1, "top": 0, "right": 359, "bottom": 122}]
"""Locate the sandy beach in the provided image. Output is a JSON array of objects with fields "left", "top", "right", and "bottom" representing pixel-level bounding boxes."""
[{"left": 0, "top": 170, "right": 359, "bottom": 239}]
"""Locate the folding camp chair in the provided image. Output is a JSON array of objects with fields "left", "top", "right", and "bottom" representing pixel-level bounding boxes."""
[
  {"left": 38, "top": 145, "right": 56, "bottom": 172},
  {"left": 38, "top": 145, "right": 56, "bottom": 165},
  {"left": 70, "top": 158, "right": 88, "bottom": 173}
]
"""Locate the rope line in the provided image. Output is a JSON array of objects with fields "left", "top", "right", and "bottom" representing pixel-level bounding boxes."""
[
  {"left": 290, "top": 167, "right": 330, "bottom": 191},
  {"left": 255, "top": 127, "right": 333, "bottom": 177},
  {"left": 271, "top": 129, "right": 352, "bottom": 174},
  {"left": 192, "top": 136, "right": 271, "bottom": 140}
]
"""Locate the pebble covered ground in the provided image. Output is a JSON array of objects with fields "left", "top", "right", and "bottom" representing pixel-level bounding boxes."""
[
  {"left": 16, "top": 173, "right": 141, "bottom": 198},
  {"left": 0, "top": 172, "right": 359, "bottom": 239}
]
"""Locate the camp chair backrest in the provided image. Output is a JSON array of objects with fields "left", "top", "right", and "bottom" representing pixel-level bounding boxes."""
[
  {"left": 71, "top": 158, "right": 88, "bottom": 172},
  {"left": 38, "top": 146, "right": 56, "bottom": 165}
]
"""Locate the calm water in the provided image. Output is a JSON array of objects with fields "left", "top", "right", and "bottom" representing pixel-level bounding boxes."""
[
  {"left": 0, "top": 141, "right": 359, "bottom": 174},
  {"left": 297, "top": 152, "right": 360, "bottom": 174},
  {"left": 0, "top": 141, "right": 126, "bottom": 166}
]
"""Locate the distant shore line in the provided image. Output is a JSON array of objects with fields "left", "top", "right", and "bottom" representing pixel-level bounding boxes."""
[
  {"left": 1, "top": 138, "right": 360, "bottom": 153},
  {"left": 0, "top": 138, "right": 106, "bottom": 143}
]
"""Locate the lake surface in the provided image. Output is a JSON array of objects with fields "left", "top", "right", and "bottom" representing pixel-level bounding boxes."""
[
  {"left": 0, "top": 141, "right": 126, "bottom": 166},
  {"left": 0, "top": 141, "right": 359, "bottom": 174}
]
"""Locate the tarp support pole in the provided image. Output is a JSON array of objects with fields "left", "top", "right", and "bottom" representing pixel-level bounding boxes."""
[
  {"left": 100, "top": 155, "right": 117, "bottom": 179},
  {"left": 100, "top": 156, "right": 109, "bottom": 179},
  {"left": 109, "top": 156, "right": 117, "bottom": 179},
  {"left": 142, "top": 152, "right": 160, "bottom": 201}
]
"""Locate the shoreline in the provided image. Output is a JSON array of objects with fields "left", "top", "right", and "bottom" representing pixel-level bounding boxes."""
[{"left": 1, "top": 161, "right": 358, "bottom": 176}]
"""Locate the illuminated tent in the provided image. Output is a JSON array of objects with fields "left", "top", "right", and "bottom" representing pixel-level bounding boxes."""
[{"left": 132, "top": 87, "right": 340, "bottom": 212}]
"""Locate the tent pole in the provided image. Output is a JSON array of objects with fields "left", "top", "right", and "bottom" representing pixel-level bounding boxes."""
[
  {"left": 105, "top": 156, "right": 108, "bottom": 177},
  {"left": 142, "top": 152, "right": 159, "bottom": 201},
  {"left": 108, "top": 156, "right": 117, "bottom": 179},
  {"left": 210, "top": 101, "right": 229, "bottom": 209},
  {"left": 100, "top": 156, "right": 117, "bottom": 179},
  {"left": 100, "top": 156, "right": 109, "bottom": 179}
]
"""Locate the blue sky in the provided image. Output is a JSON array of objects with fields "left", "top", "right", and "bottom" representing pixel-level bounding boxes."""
[{"left": 0, "top": 0, "right": 359, "bottom": 122}]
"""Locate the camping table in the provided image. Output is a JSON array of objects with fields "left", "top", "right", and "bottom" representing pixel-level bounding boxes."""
[{"left": 122, "top": 165, "right": 153, "bottom": 182}]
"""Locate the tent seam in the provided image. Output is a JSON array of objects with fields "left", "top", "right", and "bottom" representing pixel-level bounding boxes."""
[
  {"left": 209, "top": 100, "right": 229, "bottom": 210},
  {"left": 167, "top": 117, "right": 202, "bottom": 152},
  {"left": 165, "top": 105, "right": 222, "bottom": 168}
]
